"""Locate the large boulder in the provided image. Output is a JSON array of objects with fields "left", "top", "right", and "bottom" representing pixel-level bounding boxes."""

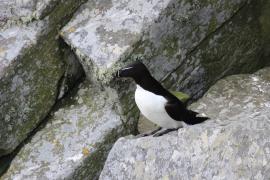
[
  {"left": 0, "top": 0, "right": 86, "bottom": 156},
  {"left": 1, "top": 81, "right": 138, "bottom": 180},
  {"left": 100, "top": 67, "right": 270, "bottom": 180}
]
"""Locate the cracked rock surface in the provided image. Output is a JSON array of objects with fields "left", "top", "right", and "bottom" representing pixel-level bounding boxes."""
[
  {"left": 0, "top": 0, "right": 86, "bottom": 156},
  {"left": 1, "top": 82, "right": 138, "bottom": 180}
]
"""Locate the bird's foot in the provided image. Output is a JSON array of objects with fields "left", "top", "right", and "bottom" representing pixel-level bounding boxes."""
[
  {"left": 153, "top": 128, "right": 178, "bottom": 137},
  {"left": 136, "top": 127, "right": 162, "bottom": 137}
]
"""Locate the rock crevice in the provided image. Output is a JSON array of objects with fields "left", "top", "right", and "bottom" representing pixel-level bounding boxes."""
[{"left": 0, "top": 0, "right": 87, "bottom": 157}]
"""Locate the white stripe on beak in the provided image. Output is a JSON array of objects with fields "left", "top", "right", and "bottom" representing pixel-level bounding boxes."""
[{"left": 121, "top": 67, "right": 133, "bottom": 71}]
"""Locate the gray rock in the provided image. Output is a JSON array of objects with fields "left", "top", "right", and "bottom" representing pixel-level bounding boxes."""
[
  {"left": 61, "top": 0, "right": 266, "bottom": 96},
  {"left": 137, "top": 115, "right": 158, "bottom": 134},
  {"left": 259, "top": 0, "right": 270, "bottom": 58},
  {"left": 160, "top": 0, "right": 267, "bottom": 99},
  {"left": 58, "top": 1, "right": 269, "bottom": 177},
  {"left": 1, "top": 82, "right": 138, "bottom": 180},
  {"left": 0, "top": 0, "right": 59, "bottom": 28},
  {"left": 61, "top": 0, "right": 172, "bottom": 83},
  {"left": 0, "top": 0, "right": 86, "bottom": 156},
  {"left": 60, "top": 0, "right": 268, "bottom": 136},
  {"left": 60, "top": 2, "right": 269, "bottom": 169},
  {"left": 99, "top": 67, "right": 270, "bottom": 180}
]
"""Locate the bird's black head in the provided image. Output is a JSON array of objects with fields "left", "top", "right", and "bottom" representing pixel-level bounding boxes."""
[{"left": 116, "top": 61, "right": 150, "bottom": 82}]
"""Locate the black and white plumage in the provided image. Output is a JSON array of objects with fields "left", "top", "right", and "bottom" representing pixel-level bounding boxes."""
[{"left": 116, "top": 61, "right": 208, "bottom": 136}]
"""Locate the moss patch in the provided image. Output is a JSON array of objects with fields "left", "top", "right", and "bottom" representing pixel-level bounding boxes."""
[
  {"left": 170, "top": 91, "right": 190, "bottom": 103},
  {"left": 0, "top": 0, "right": 88, "bottom": 157}
]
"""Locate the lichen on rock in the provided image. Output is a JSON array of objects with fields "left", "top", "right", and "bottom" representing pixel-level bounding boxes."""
[
  {"left": 259, "top": 0, "right": 270, "bottom": 60},
  {"left": 1, "top": 81, "right": 138, "bottom": 180},
  {"left": 0, "top": 0, "right": 87, "bottom": 157},
  {"left": 0, "top": 0, "right": 64, "bottom": 29}
]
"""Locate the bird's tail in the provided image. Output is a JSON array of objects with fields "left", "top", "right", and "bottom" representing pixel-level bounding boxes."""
[{"left": 184, "top": 110, "right": 209, "bottom": 125}]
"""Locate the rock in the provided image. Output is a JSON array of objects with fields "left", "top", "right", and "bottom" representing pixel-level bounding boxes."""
[
  {"left": 161, "top": 0, "right": 267, "bottom": 99},
  {"left": 61, "top": 0, "right": 172, "bottom": 83},
  {"left": 137, "top": 115, "right": 158, "bottom": 134},
  {"left": 99, "top": 67, "right": 270, "bottom": 180},
  {"left": 60, "top": 0, "right": 268, "bottom": 160},
  {"left": 61, "top": 0, "right": 266, "bottom": 99},
  {"left": 57, "top": 1, "right": 269, "bottom": 177},
  {"left": 259, "top": 0, "right": 270, "bottom": 59},
  {"left": 1, "top": 0, "right": 268, "bottom": 177},
  {"left": 1, "top": 81, "right": 138, "bottom": 180},
  {"left": 0, "top": 0, "right": 64, "bottom": 28},
  {"left": 0, "top": 0, "right": 86, "bottom": 156}
]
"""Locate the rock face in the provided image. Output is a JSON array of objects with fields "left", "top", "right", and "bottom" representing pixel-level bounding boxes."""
[
  {"left": 0, "top": 0, "right": 86, "bottom": 156},
  {"left": 61, "top": 0, "right": 171, "bottom": 83},
  {"left": 61, "top": 0, "right": 267, "bottom": 98},
  {"left": 1, "top": 81, "right": 138, "bottom": 180},
  {"left": 58, "top": 3, "right": 269, "bottom": 177},
  {"left": 1, "top": 0, "right": 269, "bottom": 179},
  {"left": 260, "top": 0, "right": 270, "bottom": 58},
  {"left": 161, "top": 0, "right": 267, "bottom": 98},
  {"left": 100, "top": 67, "right": 270, "bottom": 180},
  {"left": 0, "top": 0, "right": 61, "bottom": 28}
]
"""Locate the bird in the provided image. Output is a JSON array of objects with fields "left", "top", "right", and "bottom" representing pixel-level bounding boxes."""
[{"left": 116, "top": 61, "right": 209, "bottom": 137}]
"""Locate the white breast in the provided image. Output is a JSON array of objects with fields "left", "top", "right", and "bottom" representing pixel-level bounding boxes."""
[{"left": 135, "top": 85, "right": 183, "bottom": 129}]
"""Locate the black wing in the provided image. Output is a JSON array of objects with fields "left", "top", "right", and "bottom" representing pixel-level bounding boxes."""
[
  {"left": 165, "top": 101, "right": 208, "bottom": 125},
  {"left": 165, "top": 101, "right": 189, "bottom": 121}
]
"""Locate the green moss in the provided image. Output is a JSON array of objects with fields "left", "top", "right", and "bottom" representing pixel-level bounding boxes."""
[
  {"left": 161, "top": 36, "right": 179, "bottom": 57},
  {"left": 201, "top": 1, "right": 266, "bottom": 82},
  {"left": 0, "top": 0, "right": 89, "bottom": 156},
  {"left": 208, "top": 16, "right": 217, "bottom": 34},
  {"left": 72, "top": 117, "right": 138, "bottom": 180},
  {"left": 259, "top": 0, "right": 270, "bottom": 56},
  {"left": 47, "top": 0, "right": 88, "bottom": 30},
  {"left": 17, "top": 32, "right": 64, "bottom": 138},
  {"left": 170, "top": 91, "right": 190, "bottom": 103},
  {"left": 0, "top": 28, "right": 65, "bottom": 155}
]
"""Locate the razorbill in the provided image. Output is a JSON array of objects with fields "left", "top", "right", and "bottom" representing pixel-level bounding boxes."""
[{"left": 116, "top": 61, "right": 208, "bottom": 137}]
